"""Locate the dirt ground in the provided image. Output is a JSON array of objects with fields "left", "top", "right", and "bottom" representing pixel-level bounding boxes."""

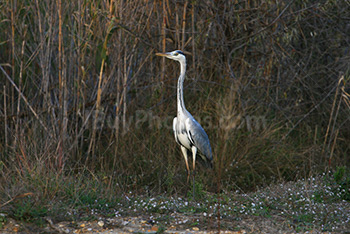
[{"left": 1, "top": 213, "right": 338, "bottom": 234}]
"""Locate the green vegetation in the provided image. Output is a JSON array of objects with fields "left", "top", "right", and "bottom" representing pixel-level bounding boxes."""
[
  {"left": 0, "top": 0, "right": 349, "bottom": 232},
  {"left": 1, "top": 172, "right": 349, "bottom": 232}
]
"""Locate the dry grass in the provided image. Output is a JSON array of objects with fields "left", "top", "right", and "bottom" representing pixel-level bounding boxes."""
[{"left": 0, "top": 0, "right": 350, "bottom": 230}]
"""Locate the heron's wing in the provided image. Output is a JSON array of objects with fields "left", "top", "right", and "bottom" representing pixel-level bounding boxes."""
[
  {"left": 185, "top": 116, "right": 213, "bottom": 165},
  {"left": 173, "top": 117, "right": 180, "bottom": 144}
]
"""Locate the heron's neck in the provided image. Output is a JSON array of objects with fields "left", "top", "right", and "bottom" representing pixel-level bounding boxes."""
[{"left": 177, "top": 60, "right": 187, "bottom": 114}]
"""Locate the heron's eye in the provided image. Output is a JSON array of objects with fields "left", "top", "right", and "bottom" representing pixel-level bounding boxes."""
[{"left": 174, "top": 52, "right": 178, "bottom": 56}]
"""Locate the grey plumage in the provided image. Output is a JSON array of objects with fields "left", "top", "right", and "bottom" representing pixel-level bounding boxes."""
[{"left": 156, "top": 50, "right": 213, "bottom": 198}]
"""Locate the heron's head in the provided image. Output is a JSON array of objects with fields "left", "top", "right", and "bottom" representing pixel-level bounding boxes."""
[{"left": 156, "top": 50, "right": 186, "bottom": 63}]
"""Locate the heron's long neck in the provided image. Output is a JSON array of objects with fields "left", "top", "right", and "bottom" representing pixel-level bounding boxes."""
[{"left": 177, "top": 61, "right": 187, "bottom": 114}]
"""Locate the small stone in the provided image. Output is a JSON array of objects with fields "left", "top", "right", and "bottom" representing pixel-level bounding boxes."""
[
  {"left": 98, "top": 221, "right": 104, "bottom": 227},
  {"left": 192, "top": 227, "right": 199, "bottom": 231}
]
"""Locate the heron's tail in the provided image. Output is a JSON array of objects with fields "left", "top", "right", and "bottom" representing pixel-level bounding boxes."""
[{"left": 197, "top": 153, "right": 213, "bottom": 169}]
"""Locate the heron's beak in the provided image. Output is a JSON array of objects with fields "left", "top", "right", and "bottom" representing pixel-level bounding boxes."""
[{"left": 155, "top": 52, "right": 171, "bottom": 57}]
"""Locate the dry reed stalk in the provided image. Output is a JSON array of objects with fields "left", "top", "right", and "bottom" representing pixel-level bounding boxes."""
[
  {"left": 120, "top": 1, "right": 126, "bottom": 138},
  {"left": 57, "top": 0, "right": 66, "bottom": 170},
  {"left": 3, "top": 86, "right": 8, "bottom": 153},
  {"left": 15, "top": 37, "right": 26, "bottom": 147},
  {"left": 181, "top": 0, "right": 188, "bottom": 50},
  {"left": 108, "top": 0, "right": 113, "bottom": 16},
  {"left": 113, "top": 0, "right": 124, "bottom": 157},
  {"left": 160, "top": 0, "right": 166, "bottom": 84},
  {"left": 322, "top": 75, "right": 344, "bottom": 159},
  {"left": 326, "top": 76, "right": 344, "bottom": 167},
  {"left": 0, "top": 65, "right": 52, "bottom": 138},
  {"left": 191, "top": 3, "right": 195, "bottom": 73},
  {"left": 74, "top": 0, "right": 82, "bottom": 162},
  {"left": 175, "top": 2, "right": 180, "bottom": 48},
  {"left": 11, "top": 0, "right": 15, "bottom": 117},
  {"left": 122, "top": 52, "right": 127, "bottom": 135},
  {"left": 35, "top": 0, "right": 56, "bottom": 141},
  {"left": 78, "top": 1, "right": 89, "bottom": 160},
  {"left": 35, "top": 0, "right": 51, "bottom": 109},
  {"left": 342, "top": 88, "right": 350, "bottom": 109},
  {"left": 113, "top": 69, "right": 121, "bottom": 145},
  {"left": 88, "top": 15, "right": 117, "bottom": 163},
  {"left": 329, "top": 129, "right": 339, "bottom": 167},
  {"left": 88, "top": 59, "right": 105, "bottom": 160}
]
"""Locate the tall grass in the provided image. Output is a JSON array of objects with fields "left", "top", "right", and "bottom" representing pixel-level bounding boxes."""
[{"left": 0, "top": 0, "right": 349, "bottom": 214}]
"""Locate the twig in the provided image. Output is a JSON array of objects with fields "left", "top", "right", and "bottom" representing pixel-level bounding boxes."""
[
  {"left": 281, "top": 79, "right": 339, "bottom": 141},
  {"left": 232, "top": 0, "right": 295, "bottom": 44},
  {"left": 0, "top": 193, "right": 34, "bottom": 208},
  {"left": 45, "top": 217, "right": 66, "bottom": 233}
]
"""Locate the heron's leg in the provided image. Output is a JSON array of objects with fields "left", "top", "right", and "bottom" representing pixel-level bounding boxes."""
[
  {"left": 191, "top": 146, "right": 197, "bottom": 199},
  {"left": 180, "top": 146, "right": 190, "bottom": 182}
]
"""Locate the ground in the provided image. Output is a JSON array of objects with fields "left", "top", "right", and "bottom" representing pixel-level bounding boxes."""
[
  {"left": 0, "top": 213, "right": 340, "bottom": 234},
  {"left": 1, "top": 174, "right": 350, "bottom": 233}
]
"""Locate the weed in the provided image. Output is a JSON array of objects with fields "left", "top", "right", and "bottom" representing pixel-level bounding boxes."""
[
  {"left": 333, "top": 166, "right": 346, "bottom": 184},
  {"left": 156, "top": 224, "right": 166, "bottom": 233},
  {"left": 332, "top": 167, "right": 350, "bottom": 201},
  {"left": 12, "top": 198, "right": 47, "bottom": 226},
  {"left": 187, "top": 180, "right": 206, "bottom": 201},
  {"left": 0, "top": 213, "right": 6, "bottom": 229}
]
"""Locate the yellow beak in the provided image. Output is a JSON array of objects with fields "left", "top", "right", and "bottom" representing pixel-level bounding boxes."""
[{"left": 155, "top": 52, "right": 171, "bottom": 57}]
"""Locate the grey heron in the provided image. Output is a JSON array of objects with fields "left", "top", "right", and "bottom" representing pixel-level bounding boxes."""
[{"left": 156, "top": 50, "right": 213, "bottom": 198}]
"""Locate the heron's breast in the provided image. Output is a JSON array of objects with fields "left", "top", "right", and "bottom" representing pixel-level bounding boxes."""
[
  {"left": 177, "top": 132, "right": 192, "bottom": 149},
  {"left": 175, "top": 121, "right": 192, "bottom": 149}
]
